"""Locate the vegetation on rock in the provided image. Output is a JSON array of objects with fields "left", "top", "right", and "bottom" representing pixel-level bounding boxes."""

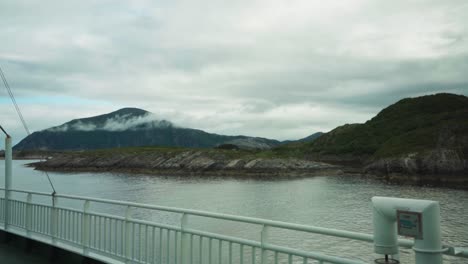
[{"left": 276, "top": 93, "right": 468, "bottom": 160}]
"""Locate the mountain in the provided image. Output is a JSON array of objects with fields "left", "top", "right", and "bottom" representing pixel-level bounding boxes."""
[
  {"left": 299, "top": 93, "right": 468, "bottom": 177},
  {"left": 14, "top": 108, "right": 280, "bottom": 150},
  {"left": 281, "top": 132, "right": 324, "bottom": 144},
  {"left": 298, "top": 132, "right": 324, "bottom": 142}
]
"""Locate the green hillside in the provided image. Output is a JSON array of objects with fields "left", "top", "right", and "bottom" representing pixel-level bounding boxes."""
[{"left": 275, "top": 93, "right": 468, "bottom": 161}]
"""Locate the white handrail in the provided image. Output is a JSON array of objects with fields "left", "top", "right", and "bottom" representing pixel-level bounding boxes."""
[
  {"left": 1, "top": 188, "right": 398, "bottom": 244},
  {"left": 1, "top": 187, "right": 467, "bottom": 264}
]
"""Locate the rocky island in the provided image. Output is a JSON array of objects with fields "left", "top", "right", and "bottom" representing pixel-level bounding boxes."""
[{"left": 29, "top": 148, "right": 340, "bottom": 178}]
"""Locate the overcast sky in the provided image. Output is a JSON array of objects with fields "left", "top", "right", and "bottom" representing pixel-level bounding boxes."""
[{"left": 1, "top": 0, "right": 468, "bottom": 143}]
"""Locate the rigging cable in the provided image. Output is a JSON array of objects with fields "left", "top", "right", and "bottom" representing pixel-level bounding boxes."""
[
  {"left": 0, "top": 67, "right": 30, "bottom": 135},
  {"left": 0, "top": 65, "right": 57, "bottom": 195},
  {"left": 0, "top": 125, "right": 10, "bottom": 137}
]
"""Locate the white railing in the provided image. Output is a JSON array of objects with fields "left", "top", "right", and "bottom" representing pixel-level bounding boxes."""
[{"left": 0, "top": 188, "right": 467, "bottom": 264}]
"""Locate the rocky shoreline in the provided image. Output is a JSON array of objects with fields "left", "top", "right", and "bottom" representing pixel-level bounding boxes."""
[
  {"left": 362, "top": 148, "right": 468, "bottom": 187},
  {"left": 365, "top": 149, "right": 467, "bottom": 175},
  {"left": 28, "top": 148, "right": 468, "bottom": 188},
  {"left": 31, "top": 150, "right": 343, "bottom": 178}
]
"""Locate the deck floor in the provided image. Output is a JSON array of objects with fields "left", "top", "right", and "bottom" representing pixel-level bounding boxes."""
[{"left": 0, "top": 242, "right": 49, "bottom": 264}]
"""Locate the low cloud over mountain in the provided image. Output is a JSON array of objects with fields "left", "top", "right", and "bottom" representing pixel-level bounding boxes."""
[
  {"left": 14, "top": 108, "right": 281, "bottom": 151},
  {"left": 47, "top": 109, "right": 172, "bottom": 132}
]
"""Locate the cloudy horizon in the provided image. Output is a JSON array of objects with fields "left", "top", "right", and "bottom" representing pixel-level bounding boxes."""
[{"left": 1, "top": 0, "right": 468, "bottom": 143}]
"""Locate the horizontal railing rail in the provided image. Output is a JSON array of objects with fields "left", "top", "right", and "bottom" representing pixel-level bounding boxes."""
[{"left": 1, "top": 187, "right": 467, "bottom": 264}]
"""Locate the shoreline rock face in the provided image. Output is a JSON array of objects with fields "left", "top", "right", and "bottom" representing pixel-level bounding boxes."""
[
  {"left": 32, "top": 151, "right": 342, "bottom": 178},
  {"left": 364, "top": 149, "right": 468, "bottom": 186}
]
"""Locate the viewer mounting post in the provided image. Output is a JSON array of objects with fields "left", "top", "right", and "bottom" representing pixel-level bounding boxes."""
[
  {"left": 1, "top": 126, "right": 12, "bottom": 231},
  {"left": 372, "top": 196, "right": 444, "bottom": 264}
]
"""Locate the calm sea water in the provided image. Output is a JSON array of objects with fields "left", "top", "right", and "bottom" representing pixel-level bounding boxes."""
[{"left": 1, "top": 160, "right": 467, "bottom": 263}]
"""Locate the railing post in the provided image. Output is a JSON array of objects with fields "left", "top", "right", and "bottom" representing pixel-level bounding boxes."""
[
  {"left": 4, "top": 136, "right": 12, "bottom": 230},
  {"left": 181, "top": 213, "right": 190, "bottom": 264},
  {"left": 51, "top": 195, "right": 58, "bottom": 245},
  {"left": 26, "top": 193, "right": 32, "bottom": 237},
  {"left": 125, "top": 206, "right": 132, "bottom": 263},
  {"left": 82, "top": 200, "right": 90, "bottom": 254},
  {"left": 261, "top": 225, "right": 269, "bottom": 264}
]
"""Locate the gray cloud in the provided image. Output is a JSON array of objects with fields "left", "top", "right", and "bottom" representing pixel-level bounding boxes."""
[
  {"left": 1, "top": 0, "right": 468, "bottom": 143},
  {"left": 47, "top": 113, "right": 171, "bottom": 132}
]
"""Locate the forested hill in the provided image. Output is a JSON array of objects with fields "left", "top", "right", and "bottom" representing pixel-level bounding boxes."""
[{"left": 307, "top": 93, "right": 468, "bottom": 157}]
